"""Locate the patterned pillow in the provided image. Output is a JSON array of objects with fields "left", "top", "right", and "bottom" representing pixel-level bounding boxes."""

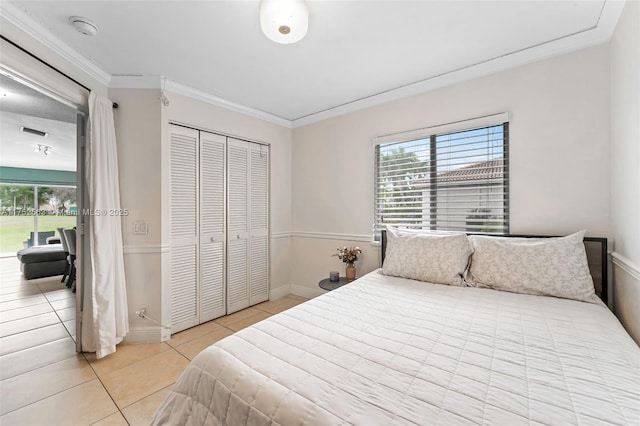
[
  {"left": 382, "top": 228, "right": 472, "bottom": 286},
  {"left": 466, "top": 231, "right": 599, "bottom": 303}
]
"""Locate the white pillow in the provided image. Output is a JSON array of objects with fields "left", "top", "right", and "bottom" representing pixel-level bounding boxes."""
[
  {"left": 466, "top": 231, "right": 599, "bottom": 303},
  {"left": 382, "top": 227, "right": 472, "bottom": 286}
]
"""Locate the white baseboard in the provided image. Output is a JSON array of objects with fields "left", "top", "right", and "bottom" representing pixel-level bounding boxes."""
[
  {"left": 269, "top": 284, "right": 291, "bottom": 301},
  {"left": 124, "top": 325, "right": 169, "bottom": 344},
  {"left": 290, "top": 284, "right": 325, "bottom": 299}
]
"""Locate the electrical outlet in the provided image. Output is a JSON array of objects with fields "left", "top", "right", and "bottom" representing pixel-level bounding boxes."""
[{"left": 135, "top": 306, "right": 148, "bottom": 318}]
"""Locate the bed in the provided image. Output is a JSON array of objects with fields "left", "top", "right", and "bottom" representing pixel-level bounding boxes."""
[{"left": 153, "top": 230, "right": 640, "bottom": 425}]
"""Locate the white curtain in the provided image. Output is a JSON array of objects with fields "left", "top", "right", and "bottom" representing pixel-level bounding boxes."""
[{"left": 82, "top": 92, "right": 129, "bottom": 358}]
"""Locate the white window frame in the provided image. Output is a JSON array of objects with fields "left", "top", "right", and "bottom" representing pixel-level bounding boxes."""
[{"left": 373, "top": 113, "right": 509, "bottom": 240}]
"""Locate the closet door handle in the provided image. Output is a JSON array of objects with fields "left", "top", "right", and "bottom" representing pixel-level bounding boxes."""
[
  {"left": 237, "top": 234, "right": 242, "bottom": 239},
  {"left": 210, "top": 237, "right": 215, "bottom": 242}
]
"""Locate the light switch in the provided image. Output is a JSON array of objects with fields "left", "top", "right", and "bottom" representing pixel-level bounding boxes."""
[{"left": 133, "top": 220, "right": 148, "bottom": 235}]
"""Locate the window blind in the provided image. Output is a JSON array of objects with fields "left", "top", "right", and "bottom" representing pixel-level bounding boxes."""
[{"left": 374, "top": 121, "right": 509, "bottom": 239}]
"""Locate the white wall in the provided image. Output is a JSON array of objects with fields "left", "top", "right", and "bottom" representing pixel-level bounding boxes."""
[
  {"left": 610, "top": 0, "right": 640, "bottom": 343},
  {"left": 291, "top": 44, "right": 611, "bottom": 295},
  {"left": 109, "top": 88, "right": 166, "bottom": 342}
]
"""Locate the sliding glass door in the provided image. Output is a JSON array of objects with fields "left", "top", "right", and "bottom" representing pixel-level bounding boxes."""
[
  {"left": 0, "top": 184, "right": 76, "bottom": 254},
  {"left": 1, "top": 42, "right": 87, "bottom": 352}
]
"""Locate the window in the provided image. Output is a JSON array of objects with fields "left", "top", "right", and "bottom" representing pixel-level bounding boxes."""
[
  {"left": 374, "top": 117, "right": 509, "bottom": 239},
  {"left": 0, "top": 184, "right": 77, "bottom": 253}
]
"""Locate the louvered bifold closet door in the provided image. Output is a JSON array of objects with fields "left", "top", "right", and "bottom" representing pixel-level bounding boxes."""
[
  {"left": 199, "top": 132, "right": 226, "bottom": 322},
  {"left": 226, "top": 138, "right": 250, "bottom": 314},
  {"left": 249, "top": 143, "right": 269, "bottom": 305},
  {"left": 170, "top": 125, "right": 199, "bottom": 334}
]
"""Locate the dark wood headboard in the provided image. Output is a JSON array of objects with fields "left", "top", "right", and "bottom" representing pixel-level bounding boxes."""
[{"left": 380, "top": 230, "right": 608, "bottom": 304}]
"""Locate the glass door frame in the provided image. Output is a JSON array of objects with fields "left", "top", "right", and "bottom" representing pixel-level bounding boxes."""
[{"left": 0, "top": 64, "right": 88, "bottom": 352}]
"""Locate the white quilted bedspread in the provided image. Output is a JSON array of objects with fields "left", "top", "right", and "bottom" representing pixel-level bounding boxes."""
[{"left": 153, "top": 271, "right": 640, "bottom": 425}]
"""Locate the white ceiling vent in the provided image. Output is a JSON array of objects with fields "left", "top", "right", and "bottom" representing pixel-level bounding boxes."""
[{"left": 69, "top": 16, "right": 99, "bottom": 36}]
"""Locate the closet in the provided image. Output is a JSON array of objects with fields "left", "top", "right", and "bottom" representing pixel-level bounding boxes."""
[{"left": 170, "top": 125, "right": 269, "bottom": 334}]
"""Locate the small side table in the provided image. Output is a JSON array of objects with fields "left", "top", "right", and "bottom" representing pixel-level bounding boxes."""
[{"left": 319, "top": 277, "right": 352, "bottom": 291}]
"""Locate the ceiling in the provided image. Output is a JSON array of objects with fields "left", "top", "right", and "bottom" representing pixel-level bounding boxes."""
[
  {"left": 0, "top": 74, "right": 77, "bottom": 172},
  {"left": 2, "top": 1, "right": 623, "bottom": 126}
]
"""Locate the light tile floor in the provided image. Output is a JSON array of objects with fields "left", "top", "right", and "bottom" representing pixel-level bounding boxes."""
[{"left": 0, "top": 257, "right": 307, "bottom": 425}]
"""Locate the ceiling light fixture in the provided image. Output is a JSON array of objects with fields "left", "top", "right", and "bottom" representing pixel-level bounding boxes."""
[
  {"left": 69, "top": 16, "right": 99, "bottom": 36},
  {"left": 260, "top": 0, "right": 308, "bottom": 44},
  {"left": 21, "top": 126, "right": 48, "bottom": 137}
]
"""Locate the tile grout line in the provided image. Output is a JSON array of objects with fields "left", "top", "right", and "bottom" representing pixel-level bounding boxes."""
[
  {"left": 0, "top": 319, "right": 66, "bottom": 342},
  {"left": 170, "top": 323, "right": 237, "bottom": 355},
  {"left": 0, "top": 263, "right": 97, "bottom": 421},
  {"left": 0, "top": 377, "right": 98, "bottom": 418},
  {"left": 0, "top": 273, "right": 92, "bottom": 419},
  {"left": 131, "top": 313, "right": 277, "bottom": 416},
  {"left": 0, "top": 286, "right": 75, "bottom": 356},
  {"left": 42, "top": 285, "right": 76, "bottom": 342},
  {"left": 80, "top": 352, "right": 131, "bottom": 425},
  {"left": 0, "top": 286, "right": 306, "bottom": 422},
  {"left": 0, "top": 336, "right": 75, "bottom": 381},
  {"left": 0, "top": 301, "right": 54, "bottom": 321}
]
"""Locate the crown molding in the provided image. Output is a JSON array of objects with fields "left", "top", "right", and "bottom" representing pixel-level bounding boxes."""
[
  {"left": 0, "top": 2, "right": 289, "bottom": 128},
  {"left": 291, "top": 0, "right": 626, "bottom": 128},
  {"left": 1, "top": 0, "right": 625, "bottom": 130},
  {"left": 110, "top": 75, "right": 162, "bottom": 89},
  {"left": 0, "top": 1, "right": 111, "bottom": 87},
  {"left": 597, "top": 0, "right": 628, "bottom": 37},
  {"left": 109, "top": 74, "right": 291, "bottom": 127},
  {"left": 164, "top": 80, "right": 292, "bottom": 128}
]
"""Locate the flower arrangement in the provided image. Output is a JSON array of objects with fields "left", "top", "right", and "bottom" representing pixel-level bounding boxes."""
[{"left": 333, "top": 246, "right": 362, "bottom": 265}]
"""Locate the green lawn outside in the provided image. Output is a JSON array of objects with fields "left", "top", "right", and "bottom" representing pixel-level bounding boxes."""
[{"left": 0, "top": 215, "right": 77, "bottom": 253}]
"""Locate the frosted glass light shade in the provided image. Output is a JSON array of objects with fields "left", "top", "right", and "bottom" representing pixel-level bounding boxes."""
[{"left": 260, "top": 0, "right": 308, "bottom": 44}]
